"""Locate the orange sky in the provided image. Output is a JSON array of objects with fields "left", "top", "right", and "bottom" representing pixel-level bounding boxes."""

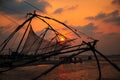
[{"left": 0, "top": 0, "right": 120, "bottom": 55}]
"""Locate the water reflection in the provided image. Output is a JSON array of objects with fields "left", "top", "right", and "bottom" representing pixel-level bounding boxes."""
[{"left": 57, "top": 64, "right": 89, "bottom": 80}]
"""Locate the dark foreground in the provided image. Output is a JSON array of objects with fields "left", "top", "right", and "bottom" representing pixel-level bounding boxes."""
[{"left": 0, "top": 55, "right": 120, "bottom": 80}]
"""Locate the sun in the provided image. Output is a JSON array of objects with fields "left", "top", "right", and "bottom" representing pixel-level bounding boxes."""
[
  {"left": 58, "top": 36, "right": 66, "bottom": 43},
  {"left": 60, "top": 37, "right": 65, "bottom": 42},
  {"left": 16, "top": 0, "right": 23, "bottom": 3}
]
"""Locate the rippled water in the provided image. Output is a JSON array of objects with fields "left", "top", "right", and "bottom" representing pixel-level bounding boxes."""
[{"left": 0, "top": 56, "right": 120, "bottom": 80}]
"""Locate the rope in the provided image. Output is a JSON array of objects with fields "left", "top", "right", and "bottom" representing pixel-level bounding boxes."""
[
  {"left": 0, "top": 13, "right": 19, "bottom": 25},
  {"left": 0, "top": 6, "right": 19, "bottom": 14},
  {"left": 24, "top": 1, "right": 43, "bottom": 13},
  {"left": 70, "top": 26, "right": 95, "bottom": 40},
  {"left": 32, "top": 49, "right": 90, "bottom": 80}
]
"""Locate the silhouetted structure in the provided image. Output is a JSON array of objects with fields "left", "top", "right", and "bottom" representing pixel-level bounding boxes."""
[{"left": 0, "top": 11, "right": 119, "bottom": 80}]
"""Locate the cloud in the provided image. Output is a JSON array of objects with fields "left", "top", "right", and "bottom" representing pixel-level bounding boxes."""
[
  {"left": 68, "top": 5, "right": 78, "bottom": 10},
  {"left": 0, "top": 26, "right": 11, "bottom": 43},
  {"left": 103, "top": 10, "right": 120, "bottom": 25},
  {"left": 74, "top": 23, "right": 97, "bottom": 36},
  {"left": 85, "top": 13, "right": 106, "bottom": 20},
  {"left": 108, "top": 10, "right": 119, "bottom": 17},
  {"left": 0, "top": 27, "right": 4, "bottom": 35},
  {"left": 111, "top": 0, "right": 120, "bottom": 5},
  {"left": 53, "top": 5, "right": 78, "bottom": 14},
  {"left": 86, "top": 10, "right": 120, "bottom": 26},
  {"left": 80, "top": 23, "right": 97, "bottom": 35},
  {"left": 0, "top": 0, "right": 50, "bottom": 15},
  {"left": 97, "top": 32, "right": 120, "bottom": 55},
  {"left": 80, "top": 23, "right": 97, "bottom": 31},
  {"left": 53, "top": 8, "right": 64, "bottom": 14},
  {"left": 104, "top": 16, "right": 120, "bottom": 25}
]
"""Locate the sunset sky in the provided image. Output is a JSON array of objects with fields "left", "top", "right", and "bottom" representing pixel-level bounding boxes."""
[{"left": 0, "top": 0, "right": 120, "bottom": 55}]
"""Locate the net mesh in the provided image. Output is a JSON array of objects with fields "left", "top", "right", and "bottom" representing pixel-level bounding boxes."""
[{"left": 21, "top": 26, "right": 66, "bottom": 55}]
